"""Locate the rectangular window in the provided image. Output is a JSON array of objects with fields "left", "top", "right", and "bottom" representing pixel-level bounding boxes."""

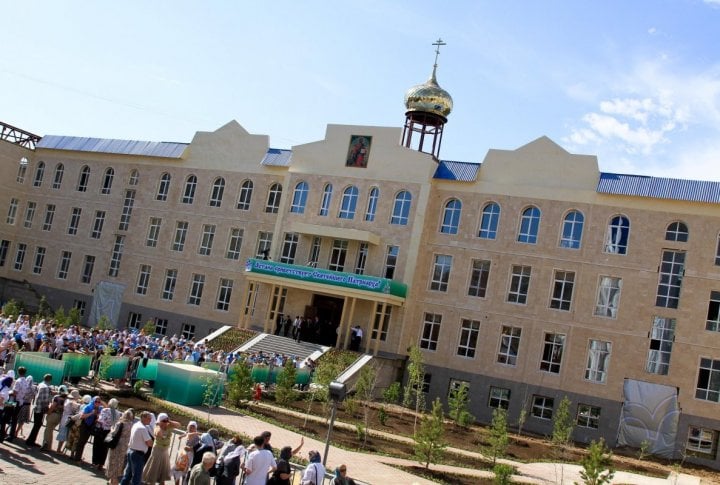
[
  {"left": 216, "top": 278, "right": 233, "bottom": 311},
  {"left": 188, "top": 274, "right": 205, "bottom": 305},
  {"left": 42, "top": 204, "right": 55, "bottom": 231},
  {"left": 13, "top": 243, "right": 26, "bottom": 271},
  {"left": 646, "top": 316, "right": 675, "bottom": 375},
  {"left": 448, "top": 379, "right": 470, "bottom": 398},
  {"left": 585, "top": 340, "right": 612, "bottom": 383},
  {"left": 468, "top": 259, "right": 491, "bottom": 298},
  {"left": 371, "top": 305, "right": 391, "bottom": 341},
  {"left": 550, "top": 270, "right": 575, "bottom": 311},
  {"left": 226, "top": 228, "right": 244, "bottom": 260},
  {"left": 384, "top": 245, "right": 398, "bottom": 279},
  {"left": 497, "top": 326, "right": 521, "bottom": 366},
  {"left": 430, "top": 254, "right": 452, "bottom": 292},
  {"left": 0, "top": 240, "right": 10, "bottom": 267},
  {"left": 67, "top": 207, "right": 82, "bottom": 235},
  {"left": 181, "top": 323, "right": 195, "bottom": 340},
  {"left": 136, "top": 264, "right": 151, "bottom": 295},
  {"left": 457, "top": 319, "right": 480, "bottom": 358},
  {"left": 256, "top": 231, "right": 273, "bottom": 259},
  {"left": 329, "top": 239, "right": 348, "bottom": 272},
  {"left": 531, "top": 395, "right": 554, "bottom": 420},
  {"left": 6, "top": 198, "right": 18, "bottom": 225},
  {"left": 91, "top": 210, "right": 106, "bottom": 239},
  {"left": 656, "top": 250, "right": 685, "bottom": 309},
  {"left": 32, "top": 246, "right": 46, "bottom": 275},
  {"left": 23, "top": 201, "right": 36, "bottom": 228},
  {"left": 488, "top": 387, "right": 510, "bottom": 410},
  {"left": 594, "top": 276, "right": 622, "bottom": 318},
  {"left": 146, "top": 217, "right": 162, "bottom": 248},
  {"left": 127, "top": 312, "right": 142, "bottom": 329},
  {"left": 686, "top": 426, "right": 719, "bottom": 458},
  {"left": 172, "top": 221, "right": 189, "bottom": 252},
  {"left": 198, "top": 224, "right": 216, "bottom": 256},
  {"left": 108, "top": 235, "right": 125, "bottom": 277},
  {"left": 57, "top": 251, "right": 71, "bottom": 279},
  {"left": 576, "top": 404, "right": 600, "bottom": 429},
  {"left": 420, "top": 312, "right": 441, "bottom": 351},
  {"left": 540, "top": 333, "right": 565, "bottom": 374},
  {"left": 707, "top": 291, "right": 720, "bottom": 332},
  {"left": 118, "top": 189, "right": 135, "bottom": 231},
  {"left": 244, "top": 282, "right": 257, "bottom": 317},
  {"left": 507, "top": 265, "right": 531, "bottom": 304},
  {"left": 154, "top": 318, "right": 168, "bottom": 336},
  {"left": 81, "top": 255, "right": 95, "bottom": 284},
  {"left": 354, "top": 241, "right": 368, "bottom": 275},
  {"left": 162, "top": 269, "right": 178, "bottom": 301},
  {"left": 280, "top": 232, "right": 298, "bottom": 264},
  {"left": 309, "top": 237, "right": 322, "bottom": 267},
  {"left": 73, "top": 300, "right": 87, "bottom": 317},
  {"left": 716, "top": 235, "right": 720, "bottom": 266},
  {"left": 269, "top": 287, "right": 287, "bottom": 323}
]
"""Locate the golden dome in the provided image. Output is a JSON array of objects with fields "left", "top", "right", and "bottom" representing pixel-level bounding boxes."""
[{"left": 404, "top": 68, "right": 453, "bottom": 118}]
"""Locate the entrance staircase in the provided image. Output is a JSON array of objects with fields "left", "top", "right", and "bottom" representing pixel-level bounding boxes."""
[{"left": 235, "top": 333, "right": 329, "bottom": 365}]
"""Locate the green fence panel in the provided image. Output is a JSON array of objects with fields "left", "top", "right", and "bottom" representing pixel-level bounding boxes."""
[
  {"left": 100, "top": 356, "right": 129, "bottom": 380},
  {"left": 14, "top": 352, "right": 67, "bottom": 386},
  {"left": 62, "top": 353, "right": 93, "bottom": 378},
  {"left": 136, "top": 359, "right": 161, "bottom": 381},
  {"left": 250, "top": 365, "right": 269, "bottom": 384},
  {"left": 200, "top": 362, "right": 222, "bottom": 371},
  {"left": 154, "top": 362, "right": 225, "bottom": 406}
]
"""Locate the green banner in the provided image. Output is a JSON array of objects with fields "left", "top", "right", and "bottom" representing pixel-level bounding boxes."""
[{"left": 245, "top": 258, "right": 406, "bottom": 298}]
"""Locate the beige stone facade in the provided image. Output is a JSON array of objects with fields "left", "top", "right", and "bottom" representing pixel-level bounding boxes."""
[{"left": 2, "top": 117, "right": 720, "bottom": 466}]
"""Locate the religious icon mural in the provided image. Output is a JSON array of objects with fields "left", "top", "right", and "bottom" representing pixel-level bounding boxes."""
[{"left": 346, "top": 135, "right": 371, "bottom": 168}]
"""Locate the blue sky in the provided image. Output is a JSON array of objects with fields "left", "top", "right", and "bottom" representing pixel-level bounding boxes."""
[{"left": 2, "top": 1, "right": 720, "bottom": 180}]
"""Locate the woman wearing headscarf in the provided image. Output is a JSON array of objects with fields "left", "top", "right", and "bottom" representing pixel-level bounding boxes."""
[
  {"left": 191, "top": 429, "right": 221, "bottom": 468},
  {"left": 0, "top": 370, "right": 14, "bottom": 441},
  {"left": 56, "top": 389, "right": 81, "bottom": 453},
  {"left": 65, "top": 394, "right": 90, "bottom": 455},
  {"left": 215, "top": 436, "right": 244, "bottom": 485},
  {"left": 92, "top": 397, "right": 121, "bottom": 470},
  {"left": 73, "top": 395, "right": 106, "bottom": 462},
  {"left": 42, "top": 384, "right": 68, "bottom": 451},
  {"left": 142, "top": 412, "right": 181, "bottom": 485},
  {"left": 106, "top": 408, "right": 134, "bottom": 485},
  {"left": 332, "top": 465, "right": 356, "bottom": 485},
  {"left": 300, "top": 450, "right": 325, "bottom": 485}
]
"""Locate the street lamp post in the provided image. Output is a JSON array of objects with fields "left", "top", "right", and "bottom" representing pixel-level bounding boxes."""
[{"left": 323, "top": 381, "right": 347, "bottom": 466}]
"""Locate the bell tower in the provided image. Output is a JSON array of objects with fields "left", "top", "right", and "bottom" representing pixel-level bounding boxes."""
[{"left": 401, "top": 38, "right": 453, "bottom": 160}]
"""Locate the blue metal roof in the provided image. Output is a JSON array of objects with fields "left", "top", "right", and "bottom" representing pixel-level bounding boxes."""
[
  {"left": 597, "top": 172, "right": 720, "bottom": 204},
  {"left": 434, "top": 160, "right": 480, "bottom": 181},
  {"left": 37, "top": 135, "right": 187, "bottom": 158},
  {"left": 261, "top": 147, "right": 293, "bottom": 167}
]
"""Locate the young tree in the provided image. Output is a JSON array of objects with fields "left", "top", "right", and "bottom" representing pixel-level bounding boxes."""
[
  {"left": 354, "top": 364, "right": 379, "bottom": 447},
  {"left": 67, "top": 306, "right": 82, "bottom": 326},
  {"left": 552, "top": 395, "right": 574, "bottom": 450},
  {"left": 37, "top": 296, "right": 52, "bottom": 318},
  {"left": 403, "top": 345, "right": 426, "bottom": 434},
  {"left": 414, "top": 397, "right": 447, "bottom": 469},
  {"left": 274, "top": 359, "right": 298, "bottom": 406},
  {"left": 54, "top": 306, "right": 68, "bottom": 327},
  {"left": 577, "top": 438, "right": 615, "bottom": 485},
  {"left": 2, "top": 299, "right": 20, "bottom": 318},
  {"left": 486, "top": 407, "right": 509, "bottom": 464},
  {"left": 448, "top": 382, "right": 474, "bottom": 427},
  {"left": 227, "top": 358, "right": 254, "bottom": 407},
  {"left": 142, "top": 319, "right": 155, "bottom": 336}
]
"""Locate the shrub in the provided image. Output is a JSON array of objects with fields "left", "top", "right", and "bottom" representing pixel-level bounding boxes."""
[{"left": 493, "top": 463, "right": 516, "bottom": 484}]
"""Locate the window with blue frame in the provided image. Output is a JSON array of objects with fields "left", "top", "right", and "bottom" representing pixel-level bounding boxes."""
[
  {"left": 605, "top": 215, "right": 630, "bottom": 254},
  {"left": 560, "top": 210, "right": 584, "bottom": 249},
  {"left": 517, "top": 206, "right": 541, "bottom": 244},
  {"left": 390, "top": 190, "right": 412, "bottom": 225},
  {"left": 290, "top": 181, "right": 309, "bottom": 214},
  {"left": 365, "top": 187, "right": 379, "bottom": 221},
  {"left": 319, "top": 183, "right": 332, "bottom": 216},
  {"left": 440, "top": 199, "right": 462, "bottom": 234},
  {"left": 478, "top": 202, "right": 500, "bottom": 239},
  {"left": 338, "top": 186, "right": 359, "bottom": 219}
]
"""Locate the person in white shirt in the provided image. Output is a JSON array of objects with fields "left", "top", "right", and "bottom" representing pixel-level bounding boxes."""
[
  {"left": 120, "top": 411, "right": 153, "bottom": 485},
  {"left": 301, "top": 450, "right": 326, "bottom": 485},
  {"left": 243, "top": 435, "right": 276, "bottom": 485}
]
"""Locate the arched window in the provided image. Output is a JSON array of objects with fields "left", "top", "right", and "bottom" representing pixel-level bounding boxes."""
[
  {"left": 440, "top": 199, "right": 462, "bottom": 234},
  {"left": 52, "top": 163, "right": 64, "bottom": 189},
  {"left": 237, "top": 179, "right": 253, "bottom": 210},
  {"left": 605, "top": 215, "right": 630, "bottom": 254},
  {"left": 517, "top": 206, "right": 541, "bottom": 244},
  {"left": 101, "top": 167, "right": 114, "bottom": 195},
  {"left": 182, "top": 175, "right": 197, "bottom": 204},
  {"left": 478, "top": 202, "right": 500, "bottom": 239},
  {"left": 209, "top": 177, "right": 225, "bottom": 207},
  {"left": 665, "top": 221, "right": 688, "bottom": 242},
  {"left": 128, "top": 169, "right": 139, "bottom": 186},
  {"left": 319, "top": 184, "right": 333, "bottom": 216},
  {"left": 291, "top": 181, "right": 309, "bottom": 214},
  {"left": 390, "top": 190, "right": 412, "bottom": 225},
  {"left": 338, "top": 186, "right": 359, "bottom": 219},
  {"left": 365, "top": 187, "right": 379, "bottom": 221},
  {"left": 33, "top": 161, "right": 45, "bottom": 187},
  {"left": 77, "top": 165, "right": 90, "bottom": 192},
  {"left": 156, "top": 173, "right": 171, "bottom": 201},
  {"left": 265, "top": 183, "right": 282, "bottom": 213},
  {"left": 16, "top": 157, "right": 28, "bottom": 183},
  {"left": 560, "top": 210, "right": 584, "bottom": 249}
]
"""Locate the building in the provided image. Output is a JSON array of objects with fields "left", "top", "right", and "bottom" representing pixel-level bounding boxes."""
[{"left": 2, "top": 56, "right": 720, "bottom": 467}]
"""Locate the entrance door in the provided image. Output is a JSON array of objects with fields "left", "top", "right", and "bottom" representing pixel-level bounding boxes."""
[{"left": 310, "top": 294, "right": 344, "bottom": 346}]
